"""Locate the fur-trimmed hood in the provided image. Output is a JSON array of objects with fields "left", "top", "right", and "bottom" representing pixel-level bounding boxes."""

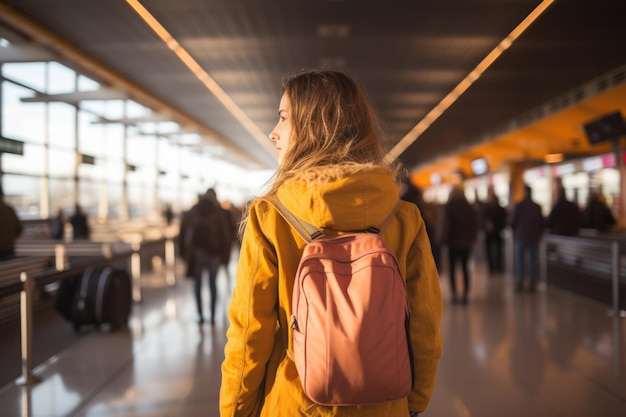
[{"left": 275, "top": 164, "right": 400, "bottom": 232}]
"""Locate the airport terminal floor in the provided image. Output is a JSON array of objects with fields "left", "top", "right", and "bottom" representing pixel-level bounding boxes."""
[{"left": 1, "top": 245, "right": 625, "bottom": 417}]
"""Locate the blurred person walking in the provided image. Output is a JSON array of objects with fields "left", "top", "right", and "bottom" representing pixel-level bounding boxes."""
[
  {"left": 509, "top": 185, "right": 544, "bottom": 292},
  {"left": 178, "top": 188, "right": 233, "bottom": 326},
  {"left": 438, "top": 185, "right": 479, "bottom": 304},
  {"left": 221, "top": 199, "right": 244, "bottom": 250},
  {"left": 0, "top": 185, "right": 23, "bottom": 261},
  {"left": 69, "top": 204, "right": 90, "bottom": 240},
  {"left": 400, "top": 175, "right": 440, "bottom": 270},
  {"left": 583, "top": 190, "right": 616, "bottom": 232},
  {"left": 482, "top": 189, "right": 507, "bottom": 273},
  {"left": 50, "top": 207, "right": 66, "bottom": 240},
  {"left": 546, "top": 185, "right": 582, "bottom": 236},
  {"left": 163, "top": 204, "right": 174, "bottom": 226}
]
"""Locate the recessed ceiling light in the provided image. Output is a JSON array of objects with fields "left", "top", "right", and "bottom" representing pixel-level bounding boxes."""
[
  {"left": 319, "top": 57, "right": 347, "bottom": 68},
  {"left": 544, "top": 153, "right": 564, "bottom": 163},
  {"left": 317, "top": 24, "right": 350, "bottom": 38},
  {"left": 386, "top": 0, "right": 556, "bottom": 162}
]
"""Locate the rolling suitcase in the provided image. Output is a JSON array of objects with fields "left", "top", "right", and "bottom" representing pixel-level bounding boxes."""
[
  {"left": 54, "top": 274, "right": 80, "bottom": 322},
  {"left": 71, "top": 266, "right": 132, "bottom": 332}
]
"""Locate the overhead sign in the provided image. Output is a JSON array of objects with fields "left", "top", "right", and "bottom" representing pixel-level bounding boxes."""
[
  {"left": 583, "top": 111, "right": 626, "bottom": 145},
  {"left": 0, "top": 136, "right": 24, "bottom": 155},
  {"left": 81, "top": 154, "right": 96, "bottom": 165}
]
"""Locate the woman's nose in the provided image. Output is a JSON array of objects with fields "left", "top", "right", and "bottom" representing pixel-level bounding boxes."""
[{"left": 269, "top": 130, "right": 278, "bottom": 142}]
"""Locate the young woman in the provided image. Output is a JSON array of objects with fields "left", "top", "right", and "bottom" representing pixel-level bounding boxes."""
[{"left": 220, "top": 70, "right": 442, "bottom": 417}]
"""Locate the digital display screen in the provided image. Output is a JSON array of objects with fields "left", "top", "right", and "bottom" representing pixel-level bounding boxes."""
[{"left": 583, "top": 111, "right": 626, "bottom": 144}]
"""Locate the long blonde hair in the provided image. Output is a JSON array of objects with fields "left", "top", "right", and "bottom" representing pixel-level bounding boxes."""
[
  {"left": 238, "top": 70, "right": 396, "bottom": 237},
  {"left": 266, "top": 70, "right": 392, "bottom": 195}
]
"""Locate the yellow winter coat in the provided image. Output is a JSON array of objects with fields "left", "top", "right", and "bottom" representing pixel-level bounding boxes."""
[{"left": 220, "top": 165, "right": 443, "bottom": 416}]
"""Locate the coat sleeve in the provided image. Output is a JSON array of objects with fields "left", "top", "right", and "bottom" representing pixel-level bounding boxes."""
[
  {"left": 406, "top": 207, "right": 443, "bottom": 413},
  {"left": 220, "top": 203, "right": 279, "bottom": 417}
]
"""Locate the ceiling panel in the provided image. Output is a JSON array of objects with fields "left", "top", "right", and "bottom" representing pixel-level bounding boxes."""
[{"left": 0, "top": 0, "right": 624, "bottom": 178}]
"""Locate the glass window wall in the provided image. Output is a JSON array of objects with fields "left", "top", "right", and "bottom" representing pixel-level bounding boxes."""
[
  {"left": 49, "top": 102, "right": 76, "bottom": 149},
  {"left": 2, "top": 81, "right": 46, "bottom": 144},
  {"left": 2, "top": 62, "right": 46, "bottom": 92},
  {"left": 2, "top": 59, "right": 270, "bottom": 227}
]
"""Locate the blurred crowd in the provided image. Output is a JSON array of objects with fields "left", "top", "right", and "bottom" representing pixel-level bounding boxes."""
[{"left": 401, "top": 177, "right": 617, "bottom": 304}]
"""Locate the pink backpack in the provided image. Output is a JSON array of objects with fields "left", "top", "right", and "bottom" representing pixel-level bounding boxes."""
[{"left": 265, "top": 195, "right": 413, "bottom": 406}]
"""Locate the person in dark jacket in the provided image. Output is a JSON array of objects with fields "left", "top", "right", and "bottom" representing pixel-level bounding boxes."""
[
  {"left": 0, "top": 185, "right": 23, "bottom": 261},
  {"left": 582, "top": 191, "right": 616, "bottom": 232},
  {"left": 163, "top": 204, "right": 174, "bottom": 226},
  {"left": 221, "top": 199, "right": 244, "bottom": 250},
  {"left": 178, "top": 188, "right": 233, "bottom": 326},
  {"left": 482, "top": 190, "right": 507, "bottom": 274},
  {"left": 546, "top": 186, "right": 582, "bottom": 236},
  {"left": 50, "top": 207, "right": 66, "bottom": 240},
  {"left": 438, "top": 185, "right": 479, "bottom": 304},
  {"left": 401, "top": 176, "right": 440, "bottom": 270},
  {"left": 69, "top": 204, "right": 90, "bottom": 239},
  {"left": 509, "top": 185, "right": 544, "bottom": 292}
]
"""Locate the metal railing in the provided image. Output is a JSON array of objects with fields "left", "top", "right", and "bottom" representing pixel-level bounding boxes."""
[
  {"left": 0, "top": 236, "right": 178, "bottom": 386},
  {"left": 544, "top": 233, "right": 625, "bottom": 317}
]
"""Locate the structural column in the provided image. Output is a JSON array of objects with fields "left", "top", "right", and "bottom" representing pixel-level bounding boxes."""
[
  {"left": 614, "top": 140, "right": 626, "bottom": 228},
  {"left": 507, "top": 161, "right": 527, "bottom": 206},
  {"left": 120, "top": 101, "right": 129, "bottom": 220}
]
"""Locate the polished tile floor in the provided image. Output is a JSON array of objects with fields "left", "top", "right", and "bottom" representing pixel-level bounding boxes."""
[{"left": 1, "top": 249, "right": 625, "bottom": 417}]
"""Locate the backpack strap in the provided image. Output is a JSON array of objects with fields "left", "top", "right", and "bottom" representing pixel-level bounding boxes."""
[
  {"left": 263, "top": 194, "right": 401, "bottom": 243},
  {"left": 263, "top": 195, "right": 321, "bottom": 243},
  {"left": 372, "top": 200, "right": 401, "bottom": 233}
]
